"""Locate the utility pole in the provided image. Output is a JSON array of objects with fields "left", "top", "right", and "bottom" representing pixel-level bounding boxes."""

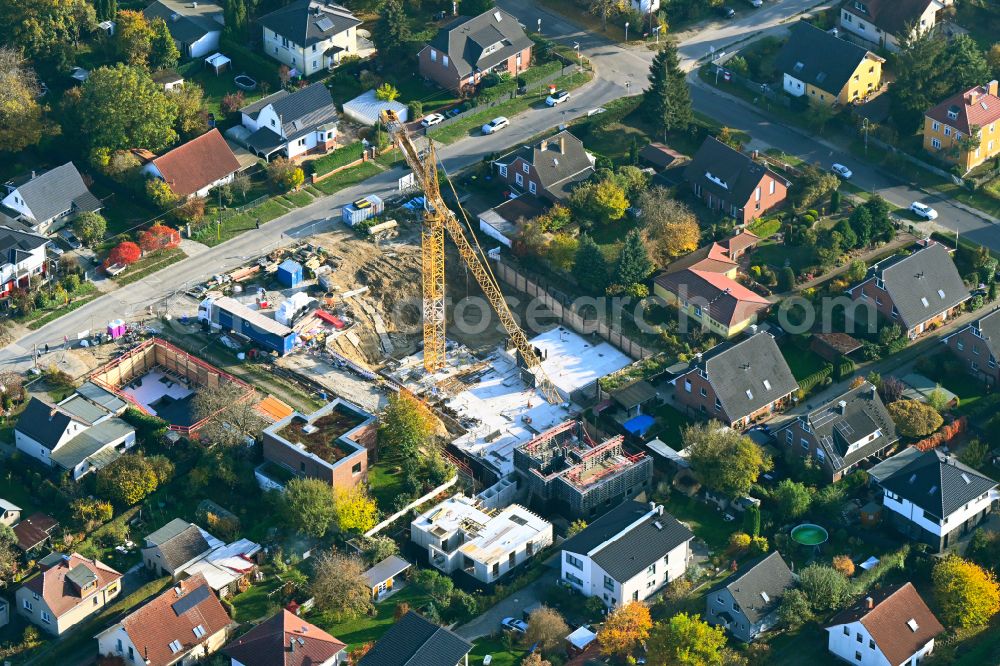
[{"left": 863, "top": 118, "right": 870, "bottom": 156}]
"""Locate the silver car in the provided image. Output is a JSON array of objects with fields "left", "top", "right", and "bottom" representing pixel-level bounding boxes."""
[
  {"left": 910, "top": 202, "right": 938, "bottom": 220},
  {"left": 482, "top": 116, "right": 510, "bottom": 134}
]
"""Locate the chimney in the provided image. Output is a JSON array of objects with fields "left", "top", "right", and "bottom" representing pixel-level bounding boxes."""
[
  {"left": 649, "top": 501, "right": 656, "bottom": 512},
  {"left": 657, "top": 505, "right": 664, "bottom": 516},
  {"left": 290, "top": 637, "right": 296, "bottom": 652},
  {"left": 837, "top": 400, "right": 847, "bottom": 414},
  {"left": 989, "top": 80, "right": 999, "bottom": 97},
  {"left": 558, "top": 135, "right": 565, "bottom": 154},
  {"left": 865, "top": 596, "right": 874, "bottom": 610},
  {"left": 540, "top": 138, "right": 549, "bottom": 152},
  {"left": 49, "top": 408, "right": 58, "bottom": 421},
  {"left": 968, "top": 89, "right": 981, "bottom": 106}
]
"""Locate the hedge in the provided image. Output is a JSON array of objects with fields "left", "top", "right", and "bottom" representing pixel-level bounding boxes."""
[
  {"left": 311, "top": 141, "right": 364, "bottom": 176},
  {"left": 798, "top": 363, "right": 834, "bottom": 396},
  {"left": 834, "top": 358, "right": 856, "bottom": 381}
]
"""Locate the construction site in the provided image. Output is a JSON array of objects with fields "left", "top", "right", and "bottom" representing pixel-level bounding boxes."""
[{"left": 513, "top": 419, "right": 654, "bottom": 520}]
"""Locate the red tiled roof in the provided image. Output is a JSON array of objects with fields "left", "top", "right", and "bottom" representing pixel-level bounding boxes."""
[
  {"left": 223, "top": 609, "right": 346, "bottom": 666},
  {"left": 720, "top": 230, "right": 760, "bottom": 256},
  {"left": 926, "top": 84, "right": 1000, "bottom": 135},
  {"left": 23, "top": 553, "right": 122, "bottom": 618},
  {"left": 150, "top": 129, "right": 241, "bottom": 198},
  {"left": 13, "top": 513, "right": 58, "bottom": 551},
  {"left": 117, "top": 574, "right": 233, "bottom": 666},
  {"left": 654, "top": 268, "right": 770, "bottom": 327}
]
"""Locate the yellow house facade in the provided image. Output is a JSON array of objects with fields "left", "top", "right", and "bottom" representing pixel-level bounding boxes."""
[
  {"left": 777, "top": 22, "right": 884, "bottom": 107},
  {"left": 923, "top": 81, "right": 1000, "bottom": 173}
]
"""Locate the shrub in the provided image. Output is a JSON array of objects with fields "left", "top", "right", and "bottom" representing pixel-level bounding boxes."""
[
  {"left": 104, "top": 241, "right": 141, "bottom": 268},
  {"left": 137, "top": 224, "right": 181, "bottom": 252},
  {"left": 887, "top": 400, "right": 944, "bottom": 438},
  {"left": 797, "top": 364, "right": 834, "bottom": 397},
  {"left": 267, "top": 157, "right": 305, "bottom": 191}
]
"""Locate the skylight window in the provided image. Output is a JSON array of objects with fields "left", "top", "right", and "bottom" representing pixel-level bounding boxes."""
[
  {"left": 746, "top": 389, "right": 754, "bottom": 400},
  {"left": 494, "top": 10, "right": 503, "bottom": 21},
  {"left": 921, "top": 297, "right": 929, "bottom": 307},
  {"left": 193, "top": 625, "right": 206, "bottom": 638},
  {"left": 760, "top": 591, "right": 770, "bottom": 603},
  {"left": 938, "top": 289, "right": 946, "bottom": 299},
  {"left": 169, "top": 640, "right": 183, "bottom": 654},
  {"left": 762, "top": 379, "right": 771, "bottom": 390},
  {"left": 961, "top": 473, "right": 972, "bottom": 484},
  {"left": 907, "top": 619, "right": 919, "bottom": 632}
]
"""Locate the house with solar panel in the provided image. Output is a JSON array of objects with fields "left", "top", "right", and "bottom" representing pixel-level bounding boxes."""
[
  {"left": 258, "top": 1, "right": 361, "bottom": 77},
  {"left": 876, "top": 449, "right": 998, "bottom": 552}
]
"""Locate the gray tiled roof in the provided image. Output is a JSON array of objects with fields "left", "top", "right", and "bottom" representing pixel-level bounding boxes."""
[
  {"left": 241, "top": 83, "right": 338, "bottom": 141},
  {"left": 49, "top": 418, "right": 134, "bottom": 471},
  {"left": 58, "top": 394, "right": 109, "bottom": 424},
  {"left": 495, "top": 131, "right": 594, "bottom": 199},
  {"left": 683, "top": 332, "right": 798, "bottom": 423},
  {"left": 867, "top": 446, "right": 922, "bottom": 484},
  {"left": 9, "top": 162, "right": 101, "bottom": 224},
  {"left": 685, "top": 137, "right": 786, "bottom": 207},
  {"left": 861, "top": 242, "right": 970, "bottom": 330},
  {"left": 427, "top": 8, "right": 533, "bottom": 77},
  {"left": 0, "top": 225, "right": 47, "bottom": 268},
  {"left": 144, "top": 0, "right": 223, "bottom": 44},
  {"left": 357, "top": 611, "right": 472, "bottom": 666},
  {"left": 157, "top": 525, "right": 212, "bottom": 570},
  {"left": 774, "top": 21, "right": 878, "bottom": 97},
  {"left": 560, "top": 500, "right": 693, "bottom": 583},
  {"left": 75, "top": 381, "right": 128, "bottom": 413},
  {"left": 710, "top": 551, "right": 795, "bottom": 625},
  {"left": 145, "top": 518, "right": 195, "bottom": 547},
  {"left": 964, "top": 307, "right": 1000, "bottom": 359},
  {"left": 257, "top": 0, "right": 360, "bottom": 48},
  {"left": 881, "top": 449, "right": 997, "bottom": 520},
  {"left": 15, "top": 397, "right": 76, "bottom": 450}
]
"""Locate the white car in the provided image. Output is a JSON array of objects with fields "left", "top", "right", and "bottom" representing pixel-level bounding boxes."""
[
  {"left": 831, "top": 163, "right": 853, "bottom": 179},
  {"left": 482, "top": 116, "right": 510, "bottom": 134},
  {"left": 421, "top": 113, "right": 445, "bottom": 127},
  {"left": 910, "top": 202, "right": 938, "bottom": 220},
  {"left": 546, "top": 89, "right": 570, "bottom": 106},
  {"left": 746, "top": 0, "right": 762, "bottom": 6},
  {"left": 501, "top": 617, "right": 528, "bottom": 634}
]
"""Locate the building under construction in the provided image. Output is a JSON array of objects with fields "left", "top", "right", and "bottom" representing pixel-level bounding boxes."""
[{"left": 514, "top": 420, "right": 653, "bottom": 520}]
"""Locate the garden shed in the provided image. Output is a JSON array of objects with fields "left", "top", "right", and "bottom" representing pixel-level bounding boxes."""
[{"left": 342, "top": 89, "right": 408, "bottom": 126}]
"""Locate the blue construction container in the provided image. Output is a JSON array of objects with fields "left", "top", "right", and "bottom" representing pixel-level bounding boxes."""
[{"left": 277, "top": 259, "right": 303, "bottom": 288}]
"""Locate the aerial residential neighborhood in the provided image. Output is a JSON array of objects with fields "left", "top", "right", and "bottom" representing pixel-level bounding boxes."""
[{"left": 0, "top": 0, "right": 999, "bottom": 665}]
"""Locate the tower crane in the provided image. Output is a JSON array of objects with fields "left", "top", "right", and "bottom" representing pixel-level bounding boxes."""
[{"left": 381, "top": 109, "right": 562, "bottom": 405}]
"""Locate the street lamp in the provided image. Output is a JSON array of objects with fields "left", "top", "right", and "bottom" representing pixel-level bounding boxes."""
[
  {"left": 625, "top": 80, "right": 631, "bottom": 96},
  {"left": 653, "top": 24, "right": 662, "bottom": 44},
  {"left": 862, "top": 117, "right": 871, "bottom": 156},
  {"left": 625, "top": 21, "right": 630, "bottom": 42},
  {"left": 573, "top": 42, "right": 581, "bottom": 72}
]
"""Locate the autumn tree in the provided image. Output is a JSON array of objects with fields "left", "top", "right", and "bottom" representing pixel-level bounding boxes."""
[
  {"left": 173, "top": 83, "right": 209, "bottom": 139},
  {"left": 887, "top": 399, "right": 943, "bottom": 438},
  {"left": 309, "top": 549, "right": 374, "bottom": 620},
  {"left": 116, "top": 10, "right": 153, "bottom": 66},
  {"left": 282, "top": 478, "right": 336, "bottom": 538},
  {"left": 0, "top": 48, "right": 54, "bottom": 153},
  {"left": 266, "top": 157, "right": 305, "bottom": 191},
  {"left": 647, "top": 612, "right": 727, "bottom": 666},
  {"left": 149, "top": 17, "right": 180, "bottom": 70},
  {"left": 76, "top": 64, "right": 178, "bottom": 153},
  {"left": 589, "top": 0, "right": 626, "bottom": 31},
  {"left": 332, "top": 485, "right": 379, "bottom": 535},
  {"left": 567, "top": 519, "right": 588, "bottom": 537},
  {"left": 832, "top": 555, "right": 855, "bottom": 578},
  {"left": 799, "top": 564, "right": 851, "bottom": 613},
  {"left": 598, "top": 601, "right": 652, "bottom": 657},
  {"left": 0, "top": 0, "right": 97, "bottom": 66},
  {"left": 190, "top": 383, "right": 266, "bottom": 447},
  {"left": 138, "top": 224, "right": 181, "bottom": 253},
  {"left": 570, "top": 175, "right": 628, "bottom": 222},
  {"left": 0, "top": 523, "right": 19, "bottom": 586},
  {"left": 104, "top": 241, "right": 142, "bottom": 268},
  {"left": 521, "top": 654, "right": 552, "bottom": 666},
  {"left": 771, "top": 479, "right": 812, "bottom": 522},
  {"left": 933, "top": 555, "right": 1000, "bottom": 628},
  {"left": 638, "top": 190, "right": 700, "bottom": 266},
  {"left": 96, "top": 453, "right": 173, "bottom": 505},
  {"left": 174, "top": 196, "right": 206, "bottom": 225},
  {"left": 684, "top": 422, "right": 773, "bottom": 498},
  {"left": 73, "top": 211, "right": 108, "bottom": 247},
  {"left": 378, "top": 390, "right": 438, "bottom": 462},
  {"left": 524, "top": 606, "right": 570, "bottom": 655}
]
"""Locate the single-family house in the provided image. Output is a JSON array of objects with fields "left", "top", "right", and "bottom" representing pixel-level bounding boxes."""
[
  {"left": 773, "top": 382, "right": 898, "bottom": 482},
  {"left": 357, "top": 611, "right": 472, "bottom": 666},
  {"left": 2, "top": 163, "right": 102, "bottom": 234},
  {"left": 826, "top": 583, "right": 944, "bottom": 666},
  {"left": 705, "top": 551, "right": 795, "bottom": 642},
  {"left": 923, "top": 81, "right": 1000, "bottom": 173},
  {"left": 14, "top": 391, "right": 136, "bottom": 481},
  {"left": 418, "top": 8, "right": 534, "bottom": 93},
  {"left": 144, "top": 0, "right": 223, "bottom": 59},
  {"left": 142, "top": 129, "right": 242, "bottom": 199},
  {"left": 848, "top": 240, "right": 970, "bottom": 339},
  {"left": 560, "top": 500, "right": 693, "bottom": 609},
  {"left": 411, "top": 495, "right": 552, "bottom": 586},
  {"left": 839, "top": 0, "right": 953, "bottom": 52},
  {"left": 775, "top": 21, "right": 884, "bottom": 106},
  {"left": 877, "top": 448, "right": 998, "bottom": 552},
  {"left": 238, "top": 83, "right": 340, "bottom": 161},
  {"left": 258, "top": 1, "right": 361, "bottom": 77},
  {"left": 477, "top": 195, "right": 548, "bottom": 248},
  {"left": 364, "top": 555, "right": 411, "bottom": 601},
  {"left": 223, "top": 609, "right": 347, "bottom": 666},
  {"left": 943, "top": 306, "right": 1000, "bottom": 385},
  {"left": 684, "top": 137, "right": 789, "bottom": 225},
  {"left": 653, "top": 232, "right": 771, "bottom": 339},
  {"left": 178, "top": 537, "right": 262, "bottom": 597},
  {"left": 97, "top": 574, "right": 235, "bottom": 666},
  {"left": 16, "top": 553, "right": 122, "bottom": 636},
  {"left": 0, "top": 224, "right": 49, "bottom": 303},
  {"left": 673, "top": 332, "right": 799, "bottom": 429},
  {"left": 12, "top": 513, "right": 58, "bottom": 553},
  {"left": 0, "top": 499, "right": 21, "bottom": 527},
  {"left": 493, "top": 131, "right": 596, "bottom": 203},
  {"left": 142, "top": 518, "right": 222, "bottom": 578}
]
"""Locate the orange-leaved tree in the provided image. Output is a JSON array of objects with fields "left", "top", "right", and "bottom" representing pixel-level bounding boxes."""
[
  {"left": 597, "top": 601, "right": 652, "bottom": 657},
  {"left": 138, "top": 223, "right": 180, "bottom": 252},
  {"left": 104, "top": 241, "right": 141, "bottom": 268}
]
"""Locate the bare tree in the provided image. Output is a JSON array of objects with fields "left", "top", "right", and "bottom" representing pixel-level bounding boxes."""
[
  {"left": 309, "top": 550, "right": 374, "bottom": 621},
  {"left": 191, "top": 383, "right": 266, "bottom": 447}
]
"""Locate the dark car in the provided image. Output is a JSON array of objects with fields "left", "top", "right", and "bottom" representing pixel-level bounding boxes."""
[{"left": 720, "top": 6, "right": 736, "bottom": 17}]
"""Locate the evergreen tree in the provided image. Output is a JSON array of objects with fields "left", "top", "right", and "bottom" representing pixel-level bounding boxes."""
[
  {"left": 643, "top": 40, "right": 691, "bottom": 140},
  {"left": 149, "top": 17, "right": 180, "bottom": 70},
  {"left": 95, "top": 0, "right": 117, "bottom": 21},
  {"left": 573, "top": 234, "right": 608, "bottom": 294},
  {"left": 373, "top": 0, "right": 410, "bottom": 64},
  {"left": 460, "top": 0, "right": 495, "bottom": 15},
  {"left": 224, "top": 0, "right": 249, "bottom": 38},
  {"left": 613, "top": 228, "right": 653, "bottom": 288}
]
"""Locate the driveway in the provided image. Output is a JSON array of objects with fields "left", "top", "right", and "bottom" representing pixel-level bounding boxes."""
[{"left": 454, "top": 572, "right": 554, "bottom": 641}]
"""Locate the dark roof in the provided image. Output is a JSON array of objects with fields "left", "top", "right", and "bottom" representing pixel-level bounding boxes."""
[
  {"left": 240, "top": 83, "right": 338, "bottom": 141},
  {"left": 610, "top": 380, "right": 658, "bottom": 409},
  {"left": 488, "top": 195, "right": 548, "bottom": 224},
  {"left": 13, "top": 513, "right": 58, "bottom": 551},
  {"left": 867, "top": 446, "right": 923, "bottom": 484},
  {"left": 841, "top": 0, "right": 940, "bottom": 36},
  {"left": 257, "top": 0, "right": 360, "bottom": 48},
  {"left": 426, "top": 8, "right": 533, "bottom": 77},
  {"left": 0, "top": 225, "right": 47, "bottom": 269},
  {"left": 709, "top": 552, "right": 795, "bottom": 625},
  {"left": 685, "top": 137, "right": 786, "bottom": 206},
  {"left": 858, "top": 241, "right": 970, "bottom": 330},
  {"left": 224, "top": 609, "right": 346, "bottom": 666},
  {"left": 8, "top": 162, "right": 101, "bottom": 224},
  {"left": 15, "top": 397, "right": 78, "bottom": 450},
  {"left": 679, "top": 332, "right": 798, "bottom": 423},
  {"left": 880, "top": 449, "right": 997, "bottom": 520},
  {"left": 639, "top": 142, "right": 687, "bottom": 169},
  {"left": 496, "top": 131, "right": 594, "bottom": 199},
  {"left": 49, "top": 418, "right": 135, "bottom": 472},
  {"left": 155, "top": 525, "right": 213, "bottom": 570},
  {"left": 364, "top": 555, "right": 411, "bottom": 586},
  {"left": 778, "top": 382, "right": 897, "bottom": 472},
  {"left": 828, "top": 583, "right": 944, "bottom": 666},
  {"left": 357, "top": 611, "right": 472, "bottom": 666},
  {"left": 144, "top": 0, "right": 223, "bottom": 44},
  {"left": 774, "top": 22, "right": 881, "bottom": 96},
  {"left": 811, "top": 332, "right": 864, "bottom": 357},
  {"left": 965, "top": 308, "right": 1000, "bottom": 359},
  {"left": 560, "top": 500, "right": 694, "bottom": 583},
  {"left": 145, "top": 518, "right": 193, "bottom": 547}
]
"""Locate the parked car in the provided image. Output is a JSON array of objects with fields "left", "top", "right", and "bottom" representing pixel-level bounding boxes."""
[
  {"left": 421, "top": 113, "right": 445, "bottom": 127},
  {"left": 545, "top": 89, "right": 570, "bottom": 106},
  {"left": 46, "top": 242, "right": 64, "bottom": 257},
  {"left": 719, "top": 6, "right": 736, "bottom": 17},
  {"left": 501, "top": 617, "right": 528, "bottom": 634},
  {"left": 910, "top": 201, "right": 938, "bottom": 220},
  {"left": 831, "top": 163, "right": 853, "bottom": 179},
  {"left": 746, "top": 0, "right": 762, "bottom": 6},
  {"left": 482, "top": 116, "right": 510, "bottom": 135},
  {"left": 60, "top": 229, "right": 82, "bottom": 249}
]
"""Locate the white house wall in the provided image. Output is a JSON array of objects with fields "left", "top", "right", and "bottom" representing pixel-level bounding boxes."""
[
  {"left": 188, "top": 31, "right": 221, "bottom": 59},
  {"left": 1, "top": 245, "right": 46, "bottom": 286},
  {"left": 827, "top": 620, "right": 891, "bottom": 666},
  {"left": 2, "top": 190, "right": 35, "bottom": 220},
  {"left": 783, "top": 73, "right": 805, "bottom": 97},
  {"left": 883, "top": 492, "right": 993, "bottom": 538},
  {"left": 561, "top": 540, "right": 689, "bottom": 609},
  {"left": 97, "top": 625, "right": 141, "bottom": 663},
  {"left": 262, "top": 26, "right": 358, "bottom": 77},
  {"left": 478, "top": 219, "right": 513, "bottom": 248}
]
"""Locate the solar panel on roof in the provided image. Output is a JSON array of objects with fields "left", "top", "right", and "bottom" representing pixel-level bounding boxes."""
[
  {"left": 315, "top": 17, "right": 335, "bottom": 32},
  {"left": 172, "top": 585, "right": 211, "bottom": 616}
]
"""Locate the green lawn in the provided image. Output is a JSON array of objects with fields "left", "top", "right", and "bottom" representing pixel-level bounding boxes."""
[
  {"left": 114, "top": 248, "right": 186, "bottom": 286},
  {"left": 312, "top": 161, "right": 383, "bottom": 196},
  {"left": 781, "top": 344, "right": 827, "bottom": 381},
  {"left": 751, "top": 239, "right": 815, "bottom": 273},
  {"left": 767, "top": 624, "right": 841, "bottom": 666},
  {"left": 469, "top": 636, "right": 529, "bottom": 666},
  {"left": 368, "top": 461, "right": 408, "bottom": 514},
  {"left": 231, "top": 568, "right": 286, "bottom": 623},
  {"left": 307, "top": 585, "right": 430, "bottom": 651},
  {"left": 660, "top": 494, "right": 732, "bottom": 550},
  {"left": 282, "top": 190, "right": 316, "bottom": 207},
  {"left": 194, "top": 198, "right": 291, "bottom": 246},
  {"left": 0, "top": 474, "right": 40, "bottom": 516}
]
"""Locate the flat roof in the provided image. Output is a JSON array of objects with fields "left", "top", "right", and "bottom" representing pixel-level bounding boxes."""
[{"left": 532, "top": 327, "right": 631, "bottom": 396}]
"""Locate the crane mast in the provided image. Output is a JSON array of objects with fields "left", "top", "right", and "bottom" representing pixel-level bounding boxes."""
[{"left": 381, "top": 110, "right": 562, "bottom": 405}]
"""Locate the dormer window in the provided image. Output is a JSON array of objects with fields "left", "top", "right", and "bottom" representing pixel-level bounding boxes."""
[{"left": 947, "top": 109, "right": 958, "bottom": 120}]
